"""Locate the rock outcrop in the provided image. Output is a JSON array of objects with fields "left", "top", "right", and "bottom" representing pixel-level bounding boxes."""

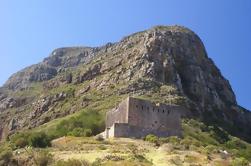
[
  {"left": 3, "top": 47, "right": 97, "bottom": 91},
  {"left": 0, "top": 25, "right": 250, "bottom": 142}
]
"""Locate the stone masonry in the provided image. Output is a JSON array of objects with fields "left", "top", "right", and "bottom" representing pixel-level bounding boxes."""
[{"left": 102, "top": 97, "right": 182, "bottom": 138}]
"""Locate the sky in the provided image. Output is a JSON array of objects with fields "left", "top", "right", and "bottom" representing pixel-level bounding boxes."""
[{"left": 0, "top": 0, "right": 250, "bottom": 110}]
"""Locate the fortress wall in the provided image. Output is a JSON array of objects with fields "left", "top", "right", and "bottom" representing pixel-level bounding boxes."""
[
  {"left": 106, "top": 98, "right": 129, "bottom": 128},
  {"left": 104, "top": 97, "right": 183, "bottom": 138},
  {"left": 107, "top": 124, "right": 115, "bottom": 137},
  {"left": 113, "top": 123, "right": 130, "bottom": 137},
  {"left": 128, "top": 97, "right": 182, "bottom": 137},
  {"left": 111, "top": 123, "right": 180, "bottom": 138}
]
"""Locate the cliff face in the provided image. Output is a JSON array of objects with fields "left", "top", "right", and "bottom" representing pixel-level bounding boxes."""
[{"left": 0, "top": 25, "right": 250, "bottom": 141}]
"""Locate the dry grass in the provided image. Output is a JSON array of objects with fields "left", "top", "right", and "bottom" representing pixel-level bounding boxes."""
[{"left": 11, "top": 136, "right": 242, "bottom": 166}]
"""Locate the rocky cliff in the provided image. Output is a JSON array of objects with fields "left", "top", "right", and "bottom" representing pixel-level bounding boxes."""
[{"left": 0, "top": 25, "right": 250, "bottom": 142}]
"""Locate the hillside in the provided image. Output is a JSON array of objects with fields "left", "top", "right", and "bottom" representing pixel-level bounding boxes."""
[{"left": 0, "top": 25, "right": 251, "bottom": 165}]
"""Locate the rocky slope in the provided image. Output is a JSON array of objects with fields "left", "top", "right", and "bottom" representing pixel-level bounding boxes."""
[{"left": 0, "top": 25, "right": 250, "bottom": 142}]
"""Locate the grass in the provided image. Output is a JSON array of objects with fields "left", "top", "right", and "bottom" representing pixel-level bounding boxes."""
[
  {"left": 9, "top": 82, "right": 43, "bottom": 98},
  {"left": 2, "top": 134, "right": 251, "bottom": 165},
  {"left": 182, "top": 119, "right": 251, "bottom": 161}
]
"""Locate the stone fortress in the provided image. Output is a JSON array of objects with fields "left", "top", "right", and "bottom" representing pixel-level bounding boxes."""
[{"left": 101, "top": 97, "right": 183, "bottom": 139}]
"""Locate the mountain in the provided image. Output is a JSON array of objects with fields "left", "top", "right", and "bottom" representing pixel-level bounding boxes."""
[{"left": 0, "top": 25, "right": 250, "bottom": 144}]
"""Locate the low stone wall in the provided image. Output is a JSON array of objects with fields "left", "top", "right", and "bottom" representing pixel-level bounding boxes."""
[{"left": 106, "top": 123, "right": 181, "bottom": 138}]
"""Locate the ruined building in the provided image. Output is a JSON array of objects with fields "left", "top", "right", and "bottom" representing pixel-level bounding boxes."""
[{"left": 101, "top": 97, "right": 182, "bottom": 138}]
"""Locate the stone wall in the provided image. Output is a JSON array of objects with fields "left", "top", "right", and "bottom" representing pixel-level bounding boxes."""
[
  {"left": 106, "top": 98, "right": 129, "bottom": 128},
  {"left": 127, "top": 97, "right": 182, "bottom": 137},
  {"left": 104, "top": 97, "right": 182, "bottom": 138},
  {"left": 113, "top": 123, "right": 130, "bottom": 137},
  {"left": 107, "top": 124, "right": 115, "bottom": 138}
]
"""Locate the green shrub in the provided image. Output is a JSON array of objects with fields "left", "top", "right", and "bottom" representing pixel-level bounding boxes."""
[
  {"left": 145, "top": 134, "right": 158, "bottom": 144},
  {"left": 14, "top": 136, "right": 28, "bottom": 148},
  {"left": 83, "top": 129, "right": 92, "bottom": 137},
  {"left": 208, "top": 126, "right": 230, "bottom": 144},
  {"left": 10, "top": 132, "right": 29, "bottom": 148},
  {"left": 204, "top": 145, "right": 218, "bottom": 154},
  {"left": 0, "top": 150, "right": 12, "bottom": 164},
  {"left": 168, "top": 136, "right": 181, "bottom": 144},
  {"left": 225, "top": 137, "right": 247, "bottom": 149},
  {"left": 55, "top": 159, "right": 90, "bottom": 166},
  {"left": 67, "top": 128, "right": 92, "bottom": 137},
  {"left": 233, "top": 148, "right": 251, "bottom": 162},
  {"left": 231, "top": 157, "right": 249, "bottom": 166},
  {"left": 182, "top": 118, "right": 251, "bottom": 161},
  {"left": 158, "top": 137, "right": 169, "bottom": 144},
  {"left": 10, "top": 131, "right": 52, "bottom": 148},
  {"left": 28, "top": 132, "right": 51, "bottom": 148},
  {"left": 180, "top": 137, "right": 202, "bottom": 149},
  {"left": 34, "top": 150, "right": 53, "bottom": 166},
  {"left": 158, "top": 136, "right": 181, "bottom": 146},
  {"left": 56, "top": 110, "right": 104, "bottom": 137}
]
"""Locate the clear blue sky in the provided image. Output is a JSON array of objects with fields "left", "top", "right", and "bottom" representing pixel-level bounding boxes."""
[{"left": 0, "top": 0, "right": 250, "bottom": 110}]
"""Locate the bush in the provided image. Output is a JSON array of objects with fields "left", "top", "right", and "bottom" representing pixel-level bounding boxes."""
[
  {"left": 158, "top": 137, "right": 169, "bottom": 145},
  {"left": 28, "top": 132, "right": 51, "bottom": 148},
  {"left": 10, "top": 132, "right": 29, "bottom": 148},
  {"left": 168, "top": 136, "right": 181, "bottom": 144},
  {"left": 208, "top": 126, "right": 230, "bottom": 144},
  {"left": 158, "top": 136, "right": 182, "bottom": 145},
  {"left": 204, "top": 145, "right": 218, "bottom": 154},
  {"left": 180, "top": 137, "right": 192, "bottom": 149},
  {"left": 55, "top": 159, "right": 90, "bottom": 166},
  {"left": 56, "top": 110, "right": 104, "bottom": 137},
  {"left": 14, "top": 137, "right": 28, "bottom": 148},
  {"left": 225, "top": 137, "right": 247, "bottom": 149},
  {"left": 231, "top": 157, "right": 249, "bottom": 166},
  {"left": 34, "top": 150, "right": 53, "bottom": 166},
  {"left": 10, "top": 131, "right": 52, "bottom": 148},
  {"left": 0, "top": 150, "right": 12, "bottom": 164},
  {"left": 67, "top": 128, "right": 92, "bottom": 137},
  {"left": 145, "top": 134, "right": 158, "bottom": 144}
]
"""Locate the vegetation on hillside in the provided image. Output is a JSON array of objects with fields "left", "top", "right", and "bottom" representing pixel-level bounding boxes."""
[
  {"left": 1, "top": 116, "right": 250, "bottom": 165},
  {"left": 143, "top": 119, "right": 251, "bottom": 164}
]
